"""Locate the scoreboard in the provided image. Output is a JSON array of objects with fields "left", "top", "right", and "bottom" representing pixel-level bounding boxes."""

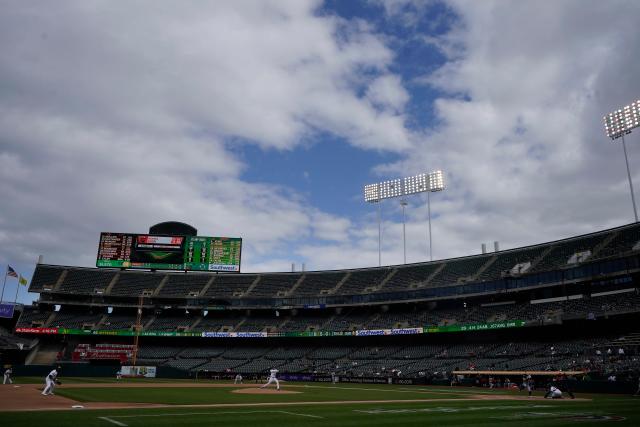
[{"left": 97, "top": 232, "right": 242, "bottom": 272}]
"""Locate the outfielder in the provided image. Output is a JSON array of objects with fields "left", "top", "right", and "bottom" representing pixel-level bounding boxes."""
[
  {"left": 260, "top": 368, "right": 280, "bottom": 390},
  {"left": 3, "top": 367, "right": 12, "bottom": 384},
  {"left": 234, "top": 374, "right": 243, "bottom": 384},
  {"left": 42, "top": 367, "right": 59, "bottom": 395}
]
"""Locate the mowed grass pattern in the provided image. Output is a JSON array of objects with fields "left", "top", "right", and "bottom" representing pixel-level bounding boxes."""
[
  {"left": 1, "top": 381, "right": 639, "bottom": 427},
  {"left": 53, "top": 384, "right": 462, "bottom": 405}
]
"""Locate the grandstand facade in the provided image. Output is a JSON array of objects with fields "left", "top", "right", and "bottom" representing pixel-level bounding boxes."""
[{"left": 8, "top": 222, "right": 640, "bottom": 385}]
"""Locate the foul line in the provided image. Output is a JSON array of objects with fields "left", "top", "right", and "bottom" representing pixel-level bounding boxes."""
[
  {"left": 99, "top": 410, "right": 325, "bottom": 424},
  {"left": 98, "top": 417, "right": 127, "bottom": 426}
]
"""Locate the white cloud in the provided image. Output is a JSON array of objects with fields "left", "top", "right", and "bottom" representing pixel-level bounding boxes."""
[
  {"left": 0, "top": 0, "right": 415, "bottom": 273},
  {"left": 2, "top": 0, "right": 640, "bottom": 284},
  {"left": 366, "top": 74, "right": 410, "bottom": 113},
  {"left": 379, "top": 0, "right": 640, "bottom": 259}
]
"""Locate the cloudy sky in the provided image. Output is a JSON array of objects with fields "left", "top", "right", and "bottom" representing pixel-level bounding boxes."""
[{"left": 1, "top": 0, "right": 639, "bottom": 303}]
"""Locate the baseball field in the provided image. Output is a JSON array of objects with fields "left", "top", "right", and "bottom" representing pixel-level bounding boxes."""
[{"left": 1, "top": 378, "right": 638, "bottom": 426}]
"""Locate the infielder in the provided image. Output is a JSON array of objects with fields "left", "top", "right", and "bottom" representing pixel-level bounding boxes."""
[
  {"left": 260, "top": 368, "right": 280, "bottom": 390},
  {"left": 3, "top": 367, "right": 12, "bottom": 384},
  {"left": 42, "top": 367, "right": 59, "bottom": 395},
  {"left": 526, "top": 377, "right": 534, "bottom": 397},
  {"left": 544, "top": 385, "right": 562, "bottom": 399},
  {"left": 234, "top": 374, "right": 243, "bottom": 384}
]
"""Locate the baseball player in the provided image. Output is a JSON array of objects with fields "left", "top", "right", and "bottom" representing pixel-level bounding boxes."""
[
  {"left": 260, "top": 368, "right": 280, "bottom": 390},
  {"left": 544, "top": 385, "right": 563, "bottom": 399},
  {"left": 42, "top": 367, "right": 59, "bottom": 395},
  {"left": 3, "top": 367, "right": 12, "bottom": 384},
  {"left": 526, "top": 377, "right": 534, "bottom": 397},
  {"left": 234, "top": 374, "right": 243, "bottom": 384}
]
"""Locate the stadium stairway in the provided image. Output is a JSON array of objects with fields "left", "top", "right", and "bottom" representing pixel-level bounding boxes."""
[
  {"left": 52, "top": 270, "right": 68, "bottom": 292},
  {"left": 284, "top": 274, "right": 306, "bottom": 297},
  {"left": 104, "top": 273, "right": 120, "bottom": 295},
  {"left": 233, "top": 317, "right": 247, "bottom": 331},
  {"left": 28, "top": 343, "right": 64, "bottom": 365},
  {"left": 327, "top": 272, "right": 352, "bottom": 295},
  {"left": 152, "top": 276, "right": 170, "bottom": 297},
  {"left": 43, "top": 311, "right": 58, "bottom": 327},
  {"left": 198, "top": 276, "right": 217, "bottom": 297},
  {"left": 472, "top": 256, "right": 497, "bottom": 281},
  {"left": 242, "top": 276, "right": 262, "bottom": 297},
  {"left": 144, "top": 316, "right": 157, "bottom": 330},
  {"left": 418, "top": 263, "right": 445, "bottom": 288},
  {"left": 188, "top": 316, "right": 202, "bottom": 331},
  {"left": 591, "top": 232, "right": 619, "bottom": 259},
  {"left": 374, "top": 269, "right": 397, "bottom": 292},
  {"left": 526, "top": 245, "right": 554, "bottom": 273}
]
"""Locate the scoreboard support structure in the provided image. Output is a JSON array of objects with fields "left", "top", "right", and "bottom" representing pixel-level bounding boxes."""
[{"left": 131, "top": 294, "right": 144, "bottom": 366}]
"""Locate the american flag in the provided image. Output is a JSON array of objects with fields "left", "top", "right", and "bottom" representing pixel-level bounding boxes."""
[{"left": 6, "top": 266, "right": 18, "bottom": 278}]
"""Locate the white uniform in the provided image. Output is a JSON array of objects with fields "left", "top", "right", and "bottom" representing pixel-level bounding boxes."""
[
  {"left": 3, "top": 368, "right": 12, "bottom": 384},
  {"left": 260, "top": 369, "right": 280, "bottom": 390},
  {"left": 42, "top": 369, "right": 58, "bottom": 395},
  {"left": 234, "top": 374, "right": 243, "bottom": 384},
  {"left": 548, "top": 385, "right": 562, "bottom": 399}
]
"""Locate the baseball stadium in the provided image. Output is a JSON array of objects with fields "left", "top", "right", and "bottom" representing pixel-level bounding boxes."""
[
  {"left": 1, "top": 220, "right": 640, "bottom": 426},
  {"left": 2, "top": 1, "right": 640, "bottom": 426}
]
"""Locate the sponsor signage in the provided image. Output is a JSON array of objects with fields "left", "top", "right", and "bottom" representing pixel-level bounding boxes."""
[
  {"left": 424, "top": 320, "right": 526, "bottom": 333},
  {"left": 15, "top": 327, "right": 58, "bottom": 334},
  {"left": 0, "top": 303, "right": 15, "bottom": 319},
  {"left": 354, "top": 327, "right": 424, "bottom": 337},
  {"left": 120, "top": 365, "right": 156, "bottom": 378},
  {"left": 15, "top": 320, "right": 526, "bottom": 338}
]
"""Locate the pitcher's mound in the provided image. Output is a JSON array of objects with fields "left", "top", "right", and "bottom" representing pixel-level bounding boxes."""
[{"left": 232, "top": 388, "right": 301, "bottom": 395}]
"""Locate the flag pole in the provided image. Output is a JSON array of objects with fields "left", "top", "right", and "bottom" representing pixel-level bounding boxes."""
[
  {"left": 13, "top": 278, "right": 21, "bottom": 304},
  {"left": 0, "top": 266, "right": 8, "bottom": 303}
]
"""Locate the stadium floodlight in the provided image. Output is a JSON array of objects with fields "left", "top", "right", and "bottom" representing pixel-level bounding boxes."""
[
  {"left": 364, "top": 170, "right": 446, "bottom": 265},
  {"left": 603, "top": 99, "right": 640, "bottom": 222}
]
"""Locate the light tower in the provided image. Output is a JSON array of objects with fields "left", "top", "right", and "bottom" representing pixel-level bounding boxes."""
[
  {"left": 364, "top": 170, "right": 445, "bottom": 265},
  {"left": 604, "top": 99, "right": 640, "bottom": 222}
]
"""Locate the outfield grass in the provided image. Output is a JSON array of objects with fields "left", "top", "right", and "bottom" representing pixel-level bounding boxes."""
[
  {"left": 53, "top": 384, "right": 464, "bottom": 405},
  {"left": 1, "top": 380, "right": 639, "bottom": 426},
  {"left": 2, "top": 397, "right": 639, "bottom": 427}
]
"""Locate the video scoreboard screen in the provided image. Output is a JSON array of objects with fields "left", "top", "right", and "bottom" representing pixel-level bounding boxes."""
[{"left": 97, "top": 232, "right": 242, "bottom": 272}]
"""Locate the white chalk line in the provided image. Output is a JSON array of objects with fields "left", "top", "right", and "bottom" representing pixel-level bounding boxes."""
[
  {"left": 100, "top": 410, "right": 325, "bottom": 422},
  {"left": 98, "top": 417, "right": 128, "bottom": 426}
]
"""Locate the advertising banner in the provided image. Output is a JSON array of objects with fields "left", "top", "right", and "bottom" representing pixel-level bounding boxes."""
[
  {"left": 15, "top": 320, "right": 526, "bottom": 338},
  {"left": 423, "top": 320, "right": 526, "bottom": 333},
  {"left": 14, "top": 327, "right": 58, "bottom": 334},
  {"left": 0, "top": 303, "right": 15, "bottom": 319},
  {"left": 120, "top": 365, "right": 156, "bottom": 378}
]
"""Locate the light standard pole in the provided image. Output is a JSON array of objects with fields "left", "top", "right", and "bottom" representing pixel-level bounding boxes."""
[
  {"left": 364, "top": 171, "right": 445, "bottom": 265},
  {"left": 426, "top": 191, "right": 433, "bottom": 261},
  {"left": 426, "top": 170, "right": 444, "bottom": 261},
  {"left": 604, "top": 99, "right": 640, "bottom": 223},
  {"left": 376, "top": 200, "right": 382, "bottom": 267},
  {"left": 400, "top": 199, "right": 408, "bottom": 264}
]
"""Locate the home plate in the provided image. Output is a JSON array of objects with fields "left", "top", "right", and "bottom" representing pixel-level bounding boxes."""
[
  {"left": 72, "top": 405, "right": 85, "bottom": 409},
  {"left": 13, "top": 385, "right": 20, "bottom": 388}
]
